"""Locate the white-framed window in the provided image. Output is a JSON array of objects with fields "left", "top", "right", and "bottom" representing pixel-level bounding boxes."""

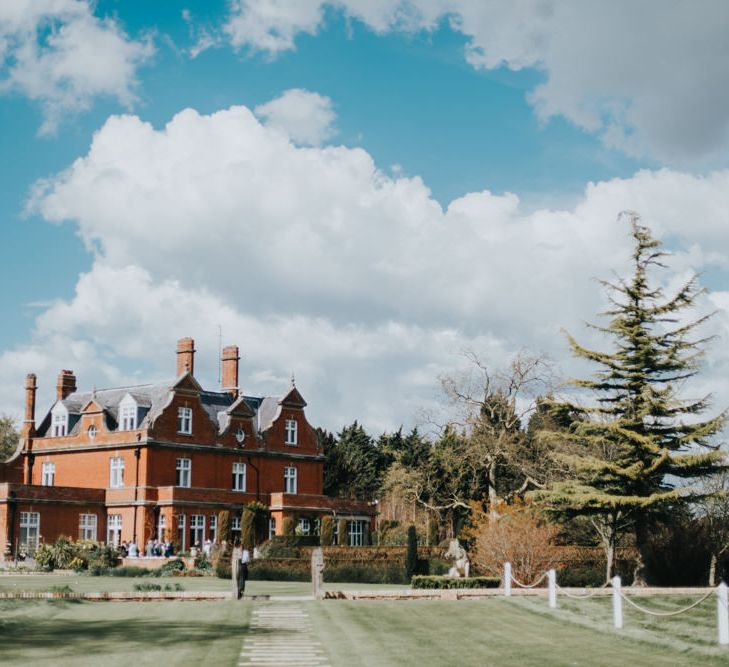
[
  {"left": 231, "top": 515, "right": 241, "bottom": 538},
  {"left": 284, "top": 466, "right": 297, "bottom": 494},
  {"left": 19, "top": 511, "right": 40, "bottom": 552},
  {"left": 209, "top": 514, "right": 217, "bottom": 541},
  {"left": 119, "top": 397, "right": 137, "bottom": 431},
  {"left": 284, "top": 419, "right": 298, "bottom": 446},
  {"left": 178, "top": 513, "right": 186, "bottom": 552},
  {"left": 157, "top": 514, "right": 167, "bottom": 542},
  {"left": 268, "top": 517, "right": 276, "bottom": 540},
  {"left": 298, "top": 518, "right": 310, "bottom": 535},
  {"left": 109, "top": 457, "right": 124, "bottom": 488},
  {"left": 41, "top": 461, "right": 55, "bottom": 486},
  {"left": 190, "top": 514, "right": 205, "bottom": 548},
  {"left": 107, "top": 514, "right": 122, "bottom": 546},
  {"left": 79, "top": 514, "right": 97, "bottom": 541},
  {"left": 176, "top": 458, "right": 191, "bottom": 487},
  {"left": 51, "top": 405, "right": 68, "bottom": 437},
  {"left": 349, "top": 519, "right": 365, "bottom": 547},
  {"left": 232, "top": 462, "right": 246, "bottom": 491},
  {"left": 177, "top": 407, "right": 193, "bottom": 434}
]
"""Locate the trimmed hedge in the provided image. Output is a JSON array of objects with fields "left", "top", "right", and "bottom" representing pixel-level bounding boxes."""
[{"left": 411, "top": 576, "right": 500, "bottom": 589}]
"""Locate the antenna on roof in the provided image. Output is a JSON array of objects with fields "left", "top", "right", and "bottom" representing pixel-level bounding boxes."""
[{"left": 217, "top": 324, "right": 222, "bottom": 388}]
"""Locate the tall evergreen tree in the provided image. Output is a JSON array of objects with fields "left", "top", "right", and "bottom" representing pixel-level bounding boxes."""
[
  {"left": 537, "top": 213, "right": 726, "bottom": 585},
  {"left": 0, "top": 415, "right": 19, "bottom": 461}
]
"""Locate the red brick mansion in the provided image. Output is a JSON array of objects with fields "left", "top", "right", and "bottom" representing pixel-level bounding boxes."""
[{"left": 0, "top": 338, "right": 374, "bottom": 558}]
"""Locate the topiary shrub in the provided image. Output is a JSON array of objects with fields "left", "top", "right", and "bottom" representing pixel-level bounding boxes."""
[
  {"left": 282, "top": 517, "right": 295, "bottom": 537},
  {"left": 217, "top": 510, "right": 231, "bottom": 544},
  {"left": 320, "top": 516, "right": 334, "bottom": 546},
  {"left": 405, "top": 525, "right": 418, "bottom": 580},
  {"left": 337, "top": 518, "right": 349, "bottom": 546},
  {"left": 241, "top": 509, "right": 255, "bottom": 549}
]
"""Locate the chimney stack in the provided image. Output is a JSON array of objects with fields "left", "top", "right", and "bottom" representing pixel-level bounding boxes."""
[
  {"left": 23, "top": 373, "right": 37, "bottom": 435},
  {"left": 221, "top": 345, "right": 240, "bottom": 396},
  {"left": 176, "top": 337, "right": 196, "bottom": 376},
  {"left": 56, "top": 370, "right": 76, "bottom": 401}
]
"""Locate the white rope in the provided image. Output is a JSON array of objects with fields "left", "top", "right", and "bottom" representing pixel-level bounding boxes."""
[
  {"left": 555, "top": 581, "right": 610, "bottom": 599},
  {"left": 618, "top": 590, "right": 714, "bottom": 617},
  {"left": 511, "top": 571, "right": 548, "bottom": 589}
]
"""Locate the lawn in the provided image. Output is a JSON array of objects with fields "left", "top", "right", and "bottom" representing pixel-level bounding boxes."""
[
  {"left": 311, "top": 595, "right": 728, "bottom": 666},
  {"left": 0, "top": 574, "right": 407, "bottom": 595},
  {"left": 0, "top": 598, "right": 249, "bottom": 666},
  {"left": 0, "top": 579, "right": 726, "bottom": 666}
]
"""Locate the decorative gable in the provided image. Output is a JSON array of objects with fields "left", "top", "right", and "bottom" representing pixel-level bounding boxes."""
[
  {"left": 279, "top": 385, "right": 307, "bottom": 409},
  {"left": 172, "top": 372, "right": 203, "bottom": 395}
]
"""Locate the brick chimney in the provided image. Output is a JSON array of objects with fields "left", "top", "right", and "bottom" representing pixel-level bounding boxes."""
[
  {"left": 221, "top": 345, "right": 240, "bottom": 396},
  {"left": 23, "top": 373, "right": 37, "bottom": 436},
  {"left": 56, "top": 369, "right": 77, "bottom": 401},
  {"left": 176, "top": 337, "right": 196, "bottom": 376}
]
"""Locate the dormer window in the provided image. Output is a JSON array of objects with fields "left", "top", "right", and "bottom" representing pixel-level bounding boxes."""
[
  {"left": 119, "top": 402, "right": 137, "bottom": 431},
  {"left": 285, "top": 419, "right": 298, "bottom": 446},
  {"left": 177, "top": 407, "right": 193, "bottom": 435},
  {"left": 51, "top": 405, "right": 68, "bottom": 437}
]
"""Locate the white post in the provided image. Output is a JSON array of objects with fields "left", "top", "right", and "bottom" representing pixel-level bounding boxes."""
[
  {"left": 548, "top": 569, "right": 557, "bottom": 609},
  {"left": 718, "top": 582, "right": 729, "bottom": 646},
  {"left": 612, "top": 575, "right": 623, "bottom": 629},
  {"left": 504, "top": 562, "right": 512, "bottom": 597}
]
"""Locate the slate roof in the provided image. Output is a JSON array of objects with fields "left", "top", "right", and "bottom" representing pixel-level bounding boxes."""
[{"left": 36, "top": 377, "right": 297, "bottom": 437}]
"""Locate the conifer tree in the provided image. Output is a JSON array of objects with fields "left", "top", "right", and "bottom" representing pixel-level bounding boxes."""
[{"left": 538, "top": 213, "right": 726, "bottom": 585}]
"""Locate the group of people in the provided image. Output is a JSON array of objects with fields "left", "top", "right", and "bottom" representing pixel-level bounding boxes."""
[{"left": 118, "top": 539, "right": 174, "bottom": 558}]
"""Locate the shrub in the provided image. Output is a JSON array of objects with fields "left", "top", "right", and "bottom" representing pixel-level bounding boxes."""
[
  {"left": 248, "top": 559, "right": 310, "bottom": 581},
  {"left": 217, "top": 511, "right": 231, "bottom": 544},
  {"left": 411, "top": 576, "right": 500, "bottom": 589},
  {"left": 325, "top": 562, "right": 407, "bottom": 585},
  {"left": 194, "top": 553, "right": 212, "bottom": 572},
  {"left": 472, "top": 503, "right": 561, "bottom": 583},
  {"left": 164, "top": 583, "right": 185, "bottom": 591},
  {"left": 282, "top": 517, "right": 295, "bottom": 537},
  {"left": 242, "top": 509, "right": 255, "bottom": 549},
  {"left": 405, "top": 525, "right": 418, "bottom": 580},
  {"left": 159, "top": 558, "right": 187, "bottom": 576},
  {"left": 320, "top": 516, "right": 334, "bottom": 546},
  {"left": 134, "top": 582, "right": 162, "bottom": 592},
  {"left": 337, "top": 519, "right": 348, "bottom": 546}
]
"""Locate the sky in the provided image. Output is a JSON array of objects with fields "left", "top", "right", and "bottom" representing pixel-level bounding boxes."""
[{"left": 2, "top": 0, "right": 729, "bottom": 435}]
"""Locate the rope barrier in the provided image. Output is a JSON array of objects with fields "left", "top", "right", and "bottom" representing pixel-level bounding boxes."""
[
  {"left": 618, "top": 590, "right": 714, "bottom": 617},
  {"left": 555, "top": 581, "right": 610, "bottom": 599},
  {"left": 511, "top": 571, "right": 548, "bottom": 589}
]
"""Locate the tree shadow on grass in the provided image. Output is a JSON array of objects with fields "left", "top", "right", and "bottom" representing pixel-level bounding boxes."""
[{"left": 0, "top": 602, "right": 251, "bottom": 662}]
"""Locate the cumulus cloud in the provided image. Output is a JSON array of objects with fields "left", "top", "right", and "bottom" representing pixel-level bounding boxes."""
[
  {"left": 4, "top": 102, "right": 729, "bottom": 432},
  {"left": 255, "top": 88, "right": 336, "bottom": 145},
  {"left": 221, "top": 0, "right": 729, "bottom": 163},
  {"left": 0, "top": 0, "right": 154, "bottom": 134}
]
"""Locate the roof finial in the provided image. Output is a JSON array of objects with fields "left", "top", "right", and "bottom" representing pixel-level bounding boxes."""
[{"left": 291, "top": 371, "right": 296, "bottom": 387}]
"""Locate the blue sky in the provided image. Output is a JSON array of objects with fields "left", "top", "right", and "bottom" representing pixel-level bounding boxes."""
[{"left": 2, "top": 1, "right": 729, "bottom": 430}]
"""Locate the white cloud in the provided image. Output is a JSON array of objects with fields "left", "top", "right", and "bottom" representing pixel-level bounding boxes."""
[
  {"left": 4, "top": 102, "right": 729, "bottom": 434},
  {"left": 221, "top": 0, "right": 729, "bottom": 163},
  {"left": 255, "top": 88, "right": 336, "bottom": 146},
  {"left": 0, "top": 0, "right": 154, "bottom": 134}
]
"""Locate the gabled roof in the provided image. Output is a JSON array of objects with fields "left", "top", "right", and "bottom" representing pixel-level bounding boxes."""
[{"left": 35, "top": 376, "right": 305, "bottom": 438}]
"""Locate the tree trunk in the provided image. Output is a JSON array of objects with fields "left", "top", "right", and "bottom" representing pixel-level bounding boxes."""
[
  {"left": 488, "top": 463, "right": 499, "bottom": 520},
  {"left": 605, "top": 541, "right": 614, "bottom": 584},
  {"left": 709, "top": 553, "right": 717, "bottom": 587},
  {"left": 632, "top": 515, "right": 648, "bottom": 587}
]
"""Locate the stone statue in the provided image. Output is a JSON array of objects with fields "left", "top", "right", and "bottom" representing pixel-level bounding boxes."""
[
  {"left": 311, "top": 547, "right": 325, "bottom": 599},
  {"left": 445, "top": 539, "right": 470, "bottom": 578}
]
